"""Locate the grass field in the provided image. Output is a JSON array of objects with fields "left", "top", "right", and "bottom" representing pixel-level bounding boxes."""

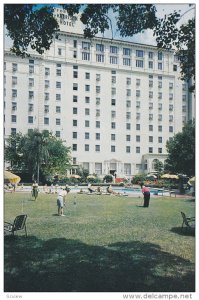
[{"left": 4, "top": 192, "right": 195, "bottom": 292}]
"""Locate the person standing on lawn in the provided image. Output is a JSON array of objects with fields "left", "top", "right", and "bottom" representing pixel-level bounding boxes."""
[
  {"left": 141, "top": 184, "right": 151, "bottom": 207},
  {"left": 57, "top": 188, "right": 67, "bottom": 216}
]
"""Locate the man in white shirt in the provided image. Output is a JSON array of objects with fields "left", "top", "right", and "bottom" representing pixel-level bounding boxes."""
[{"left": 57, "top": 188, "right": 67, "bottom": 216}]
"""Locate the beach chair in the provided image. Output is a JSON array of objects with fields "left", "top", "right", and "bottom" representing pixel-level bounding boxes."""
[
  {"left": 181, "top": 212, "right": 195, "bottom": 231},
  {"left": 4, "top": 214, "right": 28, "bottom": 237}
]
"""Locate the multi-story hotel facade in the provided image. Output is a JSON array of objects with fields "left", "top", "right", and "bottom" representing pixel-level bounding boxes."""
[{"left": 3, "top": 8, "right": 194, "bottom": 178}]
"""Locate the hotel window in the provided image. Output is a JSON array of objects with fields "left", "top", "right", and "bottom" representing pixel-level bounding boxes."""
[
  {"left": 85, "top": 108, "right": 90, "bottom": 115},
  {"left": 56, "top": 119, "right": 61, "bottom": 125},
  {"left": 96, "top": 86, "right": 101, "bottom": 93},
  {"left": 136, "top": 90, "right": 140, "bottom": 97},
  {"left": 111, "top": 99, "right": 116, "bottom": 106},
  {"left": 158, "top": 93, "right": 162, "bottom": 100},
  {"left": 158, "top": 114, "right": 162, "bottom": 121},
  {"left": 73, "top": 51, "right": 77, "bottom": 58},
  {"left": 126, "top": 78, "right": 131, "bottom": 85},
  {"left": 148, "top": 52, "right": 154, "bottom": 59},
  {"left": 96, "top": 133, "right": 100, "bottom": 140},
  {"left": 126, "top": 146, "right": 131, "bottom": 153},
  {"left": 73, "top": 132, "right": 77, "bottom": 139},
  {"left": 12, "top": 89, "right": 17, "bottom": 98},
  {"left": 73, "top": 107, "right": 78, "bottom": 114},
  {"left": 29, "top": 65, "right": 34, "bottom": 74},
  {"left": 158, "top": 137, "right": 162, "bottom": 143},
  {"left": 124, "top": 164, "right": 131, "bottom": 175},
  {"left": 158, "top": 52, "right": 163, "bottom": 60},
  {"left": 136, "top": 135, "right": 140, "bottom": 142},
  {"left": 110, "top": 45, "right": 118, "bottom": 54},
  {"left": 95, "top": 145, "right": 100, "bottom": 152},
  {"left": 45, "top": 68, "right": 50, "bottom": 75},
  {"left": 136, "top": 147, "right": 140, "bottom": 153},
  {"left": 123, "top": 48, "right": 131, "bottom": 56},
  {"left": 182, "top": 95, "right": 187, "bottom": 102},
  {"left": 112, "top": 88, "right": 116, "bottom": 95},
  {"left": 73, "top": 120, "right": 77, "bottom": 126},
  {"left": 158, "top": 63, "right": 163, "bottom": 70},
  {"left": 123, "top": 58, "right": 131, "bottom": 66},
  {"left": 169, "top": 115, "right": 174, "bottom": 122},
  {"left": 136, "top": 101, "right": 140, "bottom": 108},
  {"left": 149, "top": 103, "right": 153, "bottom": 109},
  {"left": 56, "top": 69, "right": 61, "bottom": 76},
  {"left": 29, "top": 78, "right": 34, "bottom": 87},
  {"left": 111, "top": 111, "right": 116, "bottom": 118},
  {"left": 82, "top": 52, "right": 90, "bottom": 61},
  {"left": 73, "top": 65, "right": 78, "bottom": 69},
  {"left": 149, "top": 80, "right": 153, "bottom": 88},
  {"left": 45, "top": 93, "right": 49, "bottom": 101},
  {"left": 56, "top": 131, "right": 61, "bottom": 138},
  {"left": 126, "top": 135, "right": 131, "bottom": 141},
  {"left": 149, "top": 136, "right": 153, "bottom": 143},
  {"left": 126, "top": 100, "right": 131, "bottom": 108},
  {"left": 136, "top": 124, "right": 140, "bottom": 130},
  {"left": 58, "top": 48, "right": 62, "bottom": 55},
  {"left": 12, "top": 102, "right": 17, "bottom": 111},
  {"left": 29, "top": 91, "right": 34, "bottom": 99},
  {"left": 56, "top": 82, "right": 61, "bottom": 88},
  {"left": 126, "top": 123, "right": 131, "bottom": 130},
  {"left": 173, "top": 65, "right": 177, "bottom": 71},
  {"left": 126, "top": 89, "right": 131, "bottom": 96},
  {"left": 169, "top": 104, "right": 173, "bottom": 111},
  {"left": 28, "top": 116, "right": 33, "bottom": 123},
  {"left": 44, "top": 105, "right": 49, "bottom": 113},
  {"left": 169, "top": 82, "right": 174, "bottom": 89},
  {"left": 12, "top": 76, "right": 17, "bottom": 85},
  {"left": 29, "top": 59, "right": 34, "bottom": 64},
  {"left": 136, "top": 113, "right": 140, "bottom": 120},
  {"left": 148, "top": 61, "right": 153, "bottom": 69},
  {"left": 158, "top": 75, "right": 162, "bottom": 80},
  {"left": 158, "top": 125, "right": 162, "bottom": 132},
  {"left": 149, "top": 91, "right": 153, "bottom": 99},
  {"left": 182, "top": 84, "right": 187, "bottom": 91},
  {"left": 111, "top": 145, "right": 116, "bottom": 152},
  {"left": 82, "top": 41, "right": 90, "bottom": 50},
  {"left": 28, "top": 104, "right": 33, "bottom": 112},
  {"left": 149, "top": 125, "right": 153, "bottom": 131},
  {"left": 169, "top": 126, "right": 173, "bottom": 133},
  {"left": 158, "top": 81, "right": 162, "bottom": 88},
  {"left": 96, "top": 44, "right": 104, "bottom": 52},
  {"left": 136, "top": 60, "right": 143, "bottom": 68},
  {"left": 96, "top": 54, "right": 104, "bottom": 62},
  {"left": 111, "top": 134, "right": 116, "bottom": 141},
  {"left": 45, "top": 80, "right": 50, "bottom": 88},
  {"left": 11, "top": 115, "right": 17, "bottom": 123},
  {"left": 136, "top": 50, "right": 144, "bottom": 57},
  {"left": 56, "top": 94, "right": 61, "bottom": 101},
  {"left": 111, "top": 122, "right": 116, "bottom": 129},
  {"left": 112, "top": 76, "right": 116, "bottom": 83},
  {"left": 44, "top": 117, "right": 49, "bottom": 125},
  {"left": 169, "top": 93, "right": 173, "bottom": 100},
  {"left": 85, "top": 72, "right": 90, "bottom": 79},
  {"left": 72, "top": 144, "right": 77, "bottom": 151},
  {"left": 12, "top": 63, "right": 18, "bottom": 72},
  {"left": 85, "top": 96, "right": 90, "bottom": 103},
  {"left": 73, "top": 40, "right": 77, "bottom": 48},
  {"left": 95, "top": 163, "right": 102, "bottom": 175},
  {"left": 73, "top": 83, "right": 78, "bottom": 90},
  {"left": 136, "top": 79, "right": 141, "bottom": 86},
  {"left": 73, "top": 71, "right": 78, "bottom": 78},
  {"left": 110, "top": 56, "right": 118, "bottom": 64},
  {"left": 85, "top": 144, "right": 89, "bottom": 151},
  {"left": 11, "top": 128, "right": 16, "bottom": 134},
  {"left": 149, "top": 114, "right": 153, "bottom": 120},
  {"left": 85, "top": 85, "right": 90, "bottom": 92},
  {"left": 84, "top": 132, "right": 89, "bottom": 139},
  {"left": 85, "top": 120, "right": 90, "bottom": 127},
  {"left": 158, "top": 148, "right": 162, "bottom": 154},
  {"left": 149, "top": 147, "right": 153, "bottom": 153},
  {"left": 182, "top": 106, "right": 187, "bottom": 112},
  {"left": 96, "top": 74, "right": 101, "bottom": 81},
  {"left": 96, "top": 121, "right": 100, "bottom": 128}
]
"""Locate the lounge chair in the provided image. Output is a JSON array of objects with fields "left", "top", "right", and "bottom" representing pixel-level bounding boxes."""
[{"left": 4, "top": 214, "right": 28, "bottom": 237}]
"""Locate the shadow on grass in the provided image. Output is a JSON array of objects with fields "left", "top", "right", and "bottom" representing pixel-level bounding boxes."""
[
  {"left": 170, "top": 227, "right": 195, "bottom": 236},
  {"left": 4, "top": 236, "right": 195, "bottom": 292}
]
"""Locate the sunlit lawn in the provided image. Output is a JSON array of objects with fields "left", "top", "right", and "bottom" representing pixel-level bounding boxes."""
[{"left": 4, "top": 191, "right": 195, "bottom": 292}]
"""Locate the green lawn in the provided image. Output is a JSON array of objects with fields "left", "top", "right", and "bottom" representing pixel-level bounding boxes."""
[{"left": 4, "top": 192, "right": 195, "bottom": 292}]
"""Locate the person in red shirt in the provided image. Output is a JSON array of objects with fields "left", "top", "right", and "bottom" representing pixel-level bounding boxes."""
[{"left": 141, "top": 185, "right": 151, "bottom": 207}]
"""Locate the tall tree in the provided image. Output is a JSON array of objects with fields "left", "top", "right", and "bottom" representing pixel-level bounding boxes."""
[
  {"left": 164, "top": 120, "right": 195, "bottom": 177},
  {"left": 4, "top": 4, "right": 195, "bottom": 91},
  {"left": 4, "top": 129, "right": 71, "bottom": 182}
]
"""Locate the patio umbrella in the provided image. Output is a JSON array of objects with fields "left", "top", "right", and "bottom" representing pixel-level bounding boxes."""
[
  {"left": 4, "top": 170, "right": 21, "bottom": 184},
  {"left": 70, "top": 174, "right": 81, "bottom": 179},
  {"left": 146, "top": 174, "right": 157, "bottom": 179},
  {"left": 161, "top": 174, "right": 179, "bottom": 179}
]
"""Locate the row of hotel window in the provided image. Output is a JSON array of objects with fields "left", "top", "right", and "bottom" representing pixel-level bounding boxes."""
[
  {"left": 9, "top": 115, "right": 174, "bottom": 132},
  {"left": 71, "top": 144, "right": 164, "bottom": 154}
]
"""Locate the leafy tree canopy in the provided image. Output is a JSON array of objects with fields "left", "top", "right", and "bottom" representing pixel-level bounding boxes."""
[
  {"left": 4, "top": 129, "right": 71, "bottom": 180},
  {"left": 164, "top": 120, "right": 195, "bottom": 177},
  {"left": 4, "top": 4, "right": 195, "bottom": 91}
]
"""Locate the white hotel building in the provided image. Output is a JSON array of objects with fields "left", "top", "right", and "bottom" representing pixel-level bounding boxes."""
[{"left": 3, "top": 8, "right": 194, "bottom": 178}]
